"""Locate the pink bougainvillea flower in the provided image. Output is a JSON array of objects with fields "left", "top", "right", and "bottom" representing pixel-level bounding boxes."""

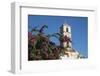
[
  {"left": 30, "top": 37, "right": 35, "bottom": 43},
  {"left": 63, "top": 35, "right": 71, "bottom": 42},
  {"left": 28, "top": 32, "right": 32, "bottom": 40}
]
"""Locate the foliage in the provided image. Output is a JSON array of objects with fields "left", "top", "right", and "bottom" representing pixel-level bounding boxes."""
[
  {"left": 28, "top": 25, "right": 82, "bottom": 60},
  {"left": 28, "top": 25, "right": 62, "bottom": 60}
]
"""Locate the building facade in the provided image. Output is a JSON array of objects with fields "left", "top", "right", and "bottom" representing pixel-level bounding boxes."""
[{"left": 60, "top": 23, "right": 80, "bottom": 59}]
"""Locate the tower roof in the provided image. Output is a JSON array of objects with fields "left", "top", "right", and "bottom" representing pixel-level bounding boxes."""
[
  {"left": 60, "top": 23, "right": 71, "bottom": 29},
  {"left": 62, "top": 23, "right": 70, "bottom": 27}
]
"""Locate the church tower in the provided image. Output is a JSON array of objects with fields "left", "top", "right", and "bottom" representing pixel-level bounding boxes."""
[
  {"left": 60, "top": 23, "right": 81, "bottom": 59},
  {"left": 60, "top": 23, "right": 72, "bottom": 48}
]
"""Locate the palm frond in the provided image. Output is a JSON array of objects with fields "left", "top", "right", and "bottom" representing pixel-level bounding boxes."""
[{"left": 39, "top": 25, "right": 48, "bottom": 33}]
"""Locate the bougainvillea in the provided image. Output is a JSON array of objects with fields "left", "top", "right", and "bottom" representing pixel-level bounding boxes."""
[{"left": 28, "top": 25, "right": 72, "bottom": 60}]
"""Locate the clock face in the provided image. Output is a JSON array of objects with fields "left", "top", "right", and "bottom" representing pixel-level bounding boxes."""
[{"left": 28, "top": 15, "right": 88, "bottom": 61}]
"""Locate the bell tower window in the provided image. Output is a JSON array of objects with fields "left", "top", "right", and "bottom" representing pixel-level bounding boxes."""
[{"left": 66, "top": 28, "right": 69, "bottom": 32}]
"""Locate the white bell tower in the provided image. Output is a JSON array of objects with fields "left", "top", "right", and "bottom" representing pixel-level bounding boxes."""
[
  {"left": 60, "top": 23, "right": 82, "bottom": 59},
  {"left": 60, "top": 23, "right": 72, "bottom": 48}
]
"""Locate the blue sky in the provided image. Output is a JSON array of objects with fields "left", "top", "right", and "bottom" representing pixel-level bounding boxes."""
[{"left": 28, "top": 15, "right": 88, "bottom": 58}]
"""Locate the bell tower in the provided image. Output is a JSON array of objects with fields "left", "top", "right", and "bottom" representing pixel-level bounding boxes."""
[
  {"left": 60, "top": 23, "right": 81, "bottom": 59},
  {"left": 60, "top": 23, "right": 72, "bottom": 48}
]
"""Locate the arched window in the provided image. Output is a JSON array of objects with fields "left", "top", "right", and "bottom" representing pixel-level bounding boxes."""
[{"left": 66, "top": 28, "right": 69, "bottom": 32}]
